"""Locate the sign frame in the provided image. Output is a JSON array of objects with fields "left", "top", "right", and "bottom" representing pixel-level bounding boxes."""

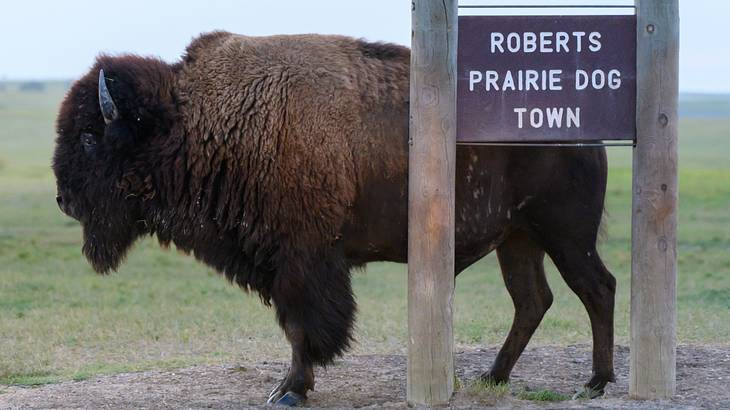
[{"left": 407, "top": 0, "right": 678, "bottom": 405}]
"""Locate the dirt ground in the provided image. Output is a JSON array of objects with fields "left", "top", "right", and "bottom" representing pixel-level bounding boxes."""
[{"left": 1, "top": 344, "right": 727, "bottom": 409}]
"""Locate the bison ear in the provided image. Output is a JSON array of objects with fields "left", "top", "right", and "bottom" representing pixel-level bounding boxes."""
[{"left": 98, "top": 69, "right": 120, "bottom": 124}]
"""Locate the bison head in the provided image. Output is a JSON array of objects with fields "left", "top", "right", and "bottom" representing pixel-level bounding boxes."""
[{"left": 53, "top": 55, "right": 176, "bottom": 273}]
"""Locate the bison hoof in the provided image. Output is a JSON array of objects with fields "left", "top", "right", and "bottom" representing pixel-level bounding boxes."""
[
  {"left": 573, "top": 373, "right": 612, "bottom": 400},
  {"left": 268, "top": 379, "right": 305, "bottom": 406},
  {"left": 267, "top": 390, "right": 304, "bottom": 406},
  {"left": 478, "top": 371, "right": 509, "bottom": 386}
]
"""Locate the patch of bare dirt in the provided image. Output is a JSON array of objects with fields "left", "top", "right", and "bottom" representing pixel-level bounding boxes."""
[{"left": 1, "top": 344, "right": 727, "bottom": 409}]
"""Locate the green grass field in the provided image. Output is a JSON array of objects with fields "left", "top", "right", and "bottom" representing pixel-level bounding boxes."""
[{"left": 1, "top": 83, "right": 728, "bottom": 386}]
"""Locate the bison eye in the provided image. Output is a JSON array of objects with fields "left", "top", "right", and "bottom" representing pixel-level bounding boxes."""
[{"left": 80, "top": 133, "right": 97, "bottom": 154}]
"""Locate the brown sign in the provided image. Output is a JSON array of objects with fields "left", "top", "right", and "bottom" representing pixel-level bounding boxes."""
[{"left": 457, "top": 15, "right": 637, "bottom": 143}]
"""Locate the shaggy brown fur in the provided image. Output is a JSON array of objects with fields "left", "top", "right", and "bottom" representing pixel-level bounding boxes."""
[{"left": 53, "top": 31, "right": 616, "bottom": 404}]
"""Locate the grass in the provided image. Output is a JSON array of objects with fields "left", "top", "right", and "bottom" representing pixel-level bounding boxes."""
[
  {"left": 516, "top": 389, "right": 571, "bottom": 402},
  {"left": 1, "top": 83, "right": 729, "bottom": 386},
  {"left": 462, "top": 379, "right": 570, "bottom": 404},
  {"left": 464, "top": 379, "right": 511, "bottom": 405}
]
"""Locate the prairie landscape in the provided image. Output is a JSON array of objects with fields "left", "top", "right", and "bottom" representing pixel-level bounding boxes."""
[{"left": 0, "top": 82, "right": 728, "bottom": 407}]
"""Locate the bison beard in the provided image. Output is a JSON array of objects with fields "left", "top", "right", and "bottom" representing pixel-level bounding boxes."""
[
  {"left": 53, "top": 31, "right": 617, "bottom": 405},
  {"left": 82, "top": 224, "right": 134, "bottom": 274}
]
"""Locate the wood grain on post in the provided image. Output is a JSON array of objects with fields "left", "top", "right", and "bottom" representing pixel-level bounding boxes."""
[
  {"left": 630, "top": 0, "right": 679, "bottom": 400},
  {"left": 407, "top": 0, "right": 457, "bottom": 406}
]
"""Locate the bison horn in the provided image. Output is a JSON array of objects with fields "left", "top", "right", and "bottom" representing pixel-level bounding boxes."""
[{"left": 98, "top": 69, "right": 119, "bottom": 124}]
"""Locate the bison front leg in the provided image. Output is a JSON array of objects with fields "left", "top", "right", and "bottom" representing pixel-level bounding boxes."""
[
  {"left": 266, "top": 322, "right": 315, "bottom": 406},
  {"left": 267, "top": 256, "right": 356, "bottom": 406}
]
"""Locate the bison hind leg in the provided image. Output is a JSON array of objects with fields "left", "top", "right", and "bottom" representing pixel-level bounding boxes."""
[
  {"left": 481, "top": 229, "right": 552, "bottom": 385},
  {"left": 527, "top": 206, "right": 616, "bottom": 395},
  {"left": 542, "top": 240, "right": 617, "bottom": 395},
  {"left": 267, "top": 253, "right": 356, "bottom": 405}
]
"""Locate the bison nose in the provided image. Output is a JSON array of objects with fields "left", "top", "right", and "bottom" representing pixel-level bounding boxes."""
[{"left": 56, "top": 194, "right": 65, "bottom": 211}]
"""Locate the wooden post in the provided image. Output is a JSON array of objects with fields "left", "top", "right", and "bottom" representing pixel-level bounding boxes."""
[
  {"left": 630, "top": 0, "right": 679, "bottom": 400},
  {"left": 407, "top": 0, "right": 457, "bottom": 406}
]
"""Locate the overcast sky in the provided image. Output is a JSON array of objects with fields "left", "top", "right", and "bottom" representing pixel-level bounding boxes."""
[{"left": 0, "top": 0, "right": 727, "bottom": 93}]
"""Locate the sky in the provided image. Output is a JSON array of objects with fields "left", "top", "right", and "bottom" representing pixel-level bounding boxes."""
[{"left": 0, "top": 0, "right": 727, "bottom": 93}]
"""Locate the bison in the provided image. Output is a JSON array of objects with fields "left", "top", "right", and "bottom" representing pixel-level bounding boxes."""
[{"left": 53, "top": 31, "right": 616, "bottom": 405}]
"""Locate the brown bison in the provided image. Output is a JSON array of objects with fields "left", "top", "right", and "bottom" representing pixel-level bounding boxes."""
[{"left": 53, "top": 31, "right": 616, "bottom": 405}]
